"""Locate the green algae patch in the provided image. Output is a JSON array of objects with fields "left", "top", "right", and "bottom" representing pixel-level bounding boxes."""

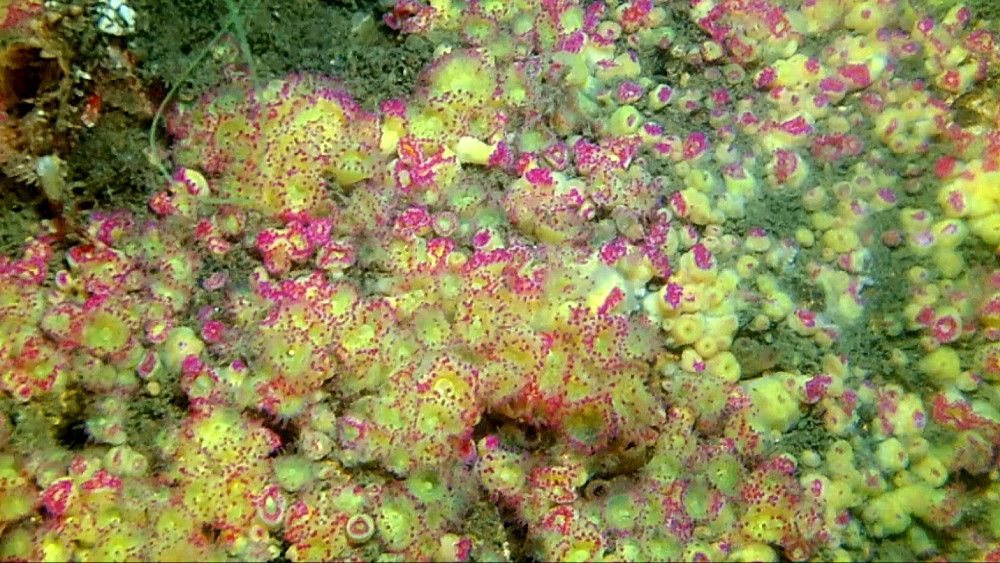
[
  {"left": 65, "top": 112, "right": 160, "bottom": 215},
  {"left": 131, "top": 0, "right": 434, "bottom": 109},
  {"left": 0, "top": 178, "right": 46, "bottom": 258}
]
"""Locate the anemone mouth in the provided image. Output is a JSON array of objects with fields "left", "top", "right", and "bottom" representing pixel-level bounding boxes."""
[
  {"left": 345, "top": 513, "right": 376, "bottom": 545},
  {"left": 562, "top": 406, "right": 608, "bottom": 451},
  {"left": 81, "top": 310, "right": 130, "bottom": 356},
  {"left": 583, "top": 478, "right": 609, "bottom": 501}
]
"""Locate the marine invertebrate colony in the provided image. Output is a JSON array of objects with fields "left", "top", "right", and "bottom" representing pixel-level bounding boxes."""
[{"left": 1, "top": 0, "right": 999, "bottom": 561}]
